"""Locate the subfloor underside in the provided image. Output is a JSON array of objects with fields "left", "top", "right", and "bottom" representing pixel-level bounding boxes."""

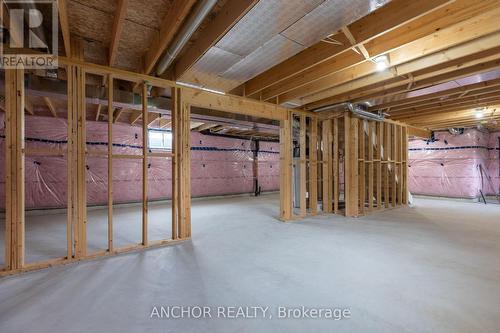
[{"left": 1, "top": 194, "right": 499, "bottom": 333}]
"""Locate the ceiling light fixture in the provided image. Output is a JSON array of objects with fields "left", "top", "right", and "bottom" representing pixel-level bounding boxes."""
[
  {"left": 475, "top": 107, "right": 486, "bottom": 119},
  {"left": 373, "top": 55, "right": 389, "bottom": 71}
]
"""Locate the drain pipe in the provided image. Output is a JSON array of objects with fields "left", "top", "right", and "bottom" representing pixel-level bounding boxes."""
[{"left": 155, "top": 0, "right": 218, "bottom": 76}]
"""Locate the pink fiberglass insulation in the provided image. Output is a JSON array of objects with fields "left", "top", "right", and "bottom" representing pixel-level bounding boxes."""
[
  {"left": 0, "top": 113, "right": 280, "bottom": 210},
  {"left": 409, "top": 129, "right": 499, "bottom": 198},
  {"left": 486, "top": 131, "right": 500, "bottom": 196}
]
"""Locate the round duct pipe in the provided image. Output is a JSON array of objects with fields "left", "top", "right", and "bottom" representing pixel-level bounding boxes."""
[{"left": 156, "top": 0, "right": 218, "bottom": 76}]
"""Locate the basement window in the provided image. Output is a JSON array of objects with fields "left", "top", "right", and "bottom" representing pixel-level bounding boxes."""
[{"left": 149, "top": 130, "right": 172, "bottom": 151}]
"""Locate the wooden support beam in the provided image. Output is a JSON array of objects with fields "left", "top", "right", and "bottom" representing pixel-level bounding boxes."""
[
  {"left": 67, "top": 64, "right": 87, "bottom": 258},
  {"left": 369, "top": 77, "right": 500, "bottom": 111},
  {"left": 107, "top": 75, "right": 114, "bottom": 252},
  {"left": 109, "top": 0, "right": 128, "bottom": 66},
  {"left": 288, "top": 7, "right": 500, "bottom": 105},
  {"left": 182, "top": 88, "right": 290, "bottom": 121},
  {"left": 142, "top": 83, "right": 149, "bottom": 246},
  {"left": 391, "top": 124, "right": 397, "bottom": 207},
  {"left": 333, "top": 117, "right": 339, "bottom": 214},
  {"left": 345, "top": 112, "right": 359, "bottom": 217},
  {"left": 172, "top": 88, "right": 192, "bottom": 237},
  {"left": 129, "top": 110, "right": 142, "bottom": 125},
  {"left": 279, "top": 111, "right": 293, "bottom": 220},
  {"left": 309, "top": 117, "right": 318, "bottom": 215},
  {"left": 358, "top": 120, "right": 366, "bottom": 214},
  {"left": 113, "top": 108, "right": 124, "bottom": 123},
  {"left": 24, "top": 97, "right": 34, "bottom": 115},
  {"left": 376, "top": 122, "right": 383, "bottom": 209},
  {"left": 407, "top": 125, "right": 431, "bottom": 139},
  {"left": 58, "top": 0, "right": 71, "bottom": 57},
  {"left": 322, "top": 119, "right": 333, "bottom": 213},
  {"left": 173, "top": 0, "right": 258, "bottom": 79},
  {"left": 384, "top": 122, "right": 391, "bottom": 208},
  {"left": 341, "top": 26, "right": 370, "bottom": 59},
  {"left": 402, "top": 126, "right": 409, "bottom": 204},
  {"left": 143, "top": 0, "right": 197, "bottom": 75},
  {"left": 299, "top": 115, "right": 307, "bottom": 217},
  {"left": 237, "top": 0, "right": 454, "bottom": 98},
  {"left": 95, "top": 104, "right": 102, "bottom": 121},
  {"left": 43, "top": 97, "right": 58, "bottom": 117},
  {"left": 5, "top": 67, "right": 25, "bottom": 270},
  {"left": 368, "top": 122, "right": 374, "bottom": 211}
]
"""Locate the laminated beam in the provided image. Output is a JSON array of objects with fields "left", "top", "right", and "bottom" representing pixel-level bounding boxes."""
[
  {"left": 344, "top": 113, "right": 359, "bottom": 217},
  {"left": 5, "top": 68, "right": 25, "bottom": 270}
]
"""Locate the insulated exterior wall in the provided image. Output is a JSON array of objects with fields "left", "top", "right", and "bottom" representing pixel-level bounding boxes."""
[
  {"left": 0, "top": 113, "right": 279, "bottom": 209},
  {"left": 408, "top": 129, "right": 499, "bottom": 198}
]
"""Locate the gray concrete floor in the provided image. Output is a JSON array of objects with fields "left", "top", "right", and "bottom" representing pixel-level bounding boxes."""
[{"left": 0, "top": 194, "right": 499, "bottom": 333}]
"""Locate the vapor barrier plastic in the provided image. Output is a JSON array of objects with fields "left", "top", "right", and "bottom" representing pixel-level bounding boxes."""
[
  {"left": 0, "top": 115, "right": 280, "bottom": 210},
  {"left": 409, "top": 129, "right": 499, "bottom": 199}
]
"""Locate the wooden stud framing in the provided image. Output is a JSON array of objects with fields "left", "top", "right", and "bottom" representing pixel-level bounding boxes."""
[
  {"left": 376, "top": 122, "right": 383, "bottom": 209},
  {"left": 142, "top": 83, "right": 149, "bottom": 246},
  {"left": 384, "top": 122, "right": 391, "bottom": 208},
  {"left": 367, "top": 122, "right": 374, "bottom": 211},
  {"left": 299, "top": 115, "right": 307, "bottom": 217},
  {"left": 279, "top": 111, "right": 293, "bottom": 220},
  {"left": 309, "top": 118, "right": 318, "bottom": 215},
  {"left": 332, "top": 117, "right": 339, "bottom": 214},
  {"left": 391, "top": 124, "right": 397, "bottom": 207},
  {"left": 322, "top": 119, "right": 333, "bottom": 213},
  {"left": 359, "top": 121, "right": 366, "bottom": 214}
]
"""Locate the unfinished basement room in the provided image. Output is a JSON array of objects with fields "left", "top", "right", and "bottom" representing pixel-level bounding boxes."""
[{"left": 0, "top": 0, "right": 499, "bottom": 332}]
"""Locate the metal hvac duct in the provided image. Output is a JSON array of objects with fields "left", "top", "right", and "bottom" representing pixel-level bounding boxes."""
[
  {"left": 155, "top": 0, "right": 218, "bottom": 76},
  {"left": 312, "top": 102, "right": 385, "bottom": 122}
]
